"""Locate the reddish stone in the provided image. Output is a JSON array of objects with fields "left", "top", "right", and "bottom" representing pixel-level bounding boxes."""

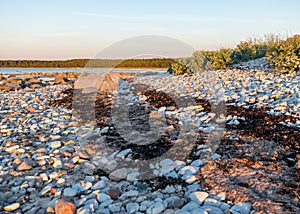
[
  {"left": 55, "top": 198, "right": 76, "bottom": 214},
  {"left": 28, "top": 106, "right": 36, "bottom": 113},
  {"left": 107, "top": 188, "right": 121, "bottom": 200},
  {"left": 17, "top": 162, "right": 32, "bottom": 171}
]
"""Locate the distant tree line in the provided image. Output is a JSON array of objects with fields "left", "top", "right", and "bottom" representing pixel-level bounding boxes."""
[{"left": 0, "top": 58, "right": 175, "bottom": 69}]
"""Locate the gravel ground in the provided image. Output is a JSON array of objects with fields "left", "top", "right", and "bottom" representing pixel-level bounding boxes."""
[{"left": 0, "top": 69, "right": 299, "bottom": 214}]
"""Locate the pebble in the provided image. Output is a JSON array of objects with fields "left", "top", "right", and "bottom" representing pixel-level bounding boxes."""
[
  {"left": 53, "top": 159, "right": 63, "bottom": 168},
  {"left": 107, "top": 188, "right": 121, "bottom": 200},
  {"left": 181, "top": 201, "right": 199, "bottom": 211},
  {"left": 4, "top": 203, "right": 20, "bottom": 211},
  {"left": 146, "top": 202, "right": 164, "bottom": 214},
  {"left": 126, "top": 202, "right": 140, "bottom": 213},
  {"left": 96, "top": 193, "right": 111, "bottom": 203},
  {"left": 202, "top": 205, "right": 224, "bottom": 214},
  {"left": 109, "top": 168, "right": 128, "bottom": 181},
  {"left": 50, "top": 141, "right": 61, "bottom": 149},
  {"left": 63, "top": 188, "right": 77, "bottom": 197},
  {"left": 127, "top": 171, "right": 140, "bottom": 181},
  {"left": 55, "top": 198, "right": 76, "bottom": 214},
  {"left": 91, "top": 180, "right": 106, "bottom": 190},
  {"left": 191, "top": 208, "right": 208, "bottom": 214},
  {"left": 168, "top": 198, "right": 186, "bottom": 209},
  {"left": 191, "top": 159, "right": 205, "bottom": 167},
  {"left": 17, "top": 162, "right": 32, "bottom": 171},
  {"left": 179, "top": 166, "right": 199, "bottom": 176},
  {"left": 231, "top": 202, "right": 252, "bottom": 214},
  {"left": 189, "top": 192, "right": 209, "bottom": 205},
  {"left": 120, "top": 190, "right": 139, "bottom": 199},
  {"left": 116, "top": 148, "right": 132, "bottom": 158}
]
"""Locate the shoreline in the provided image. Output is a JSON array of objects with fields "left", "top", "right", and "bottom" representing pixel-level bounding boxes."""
[{"left": 0, "top": 67, "right": 168, "bottom": 70}]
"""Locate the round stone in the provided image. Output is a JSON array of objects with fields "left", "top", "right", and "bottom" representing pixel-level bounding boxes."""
[{"left": 63, "top": 188, "right": 77, "bottom": 197}]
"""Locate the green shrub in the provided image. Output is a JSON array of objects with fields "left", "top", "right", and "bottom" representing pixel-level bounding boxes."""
[
  {"left": 266, "top": 34, "right": 300, "bottom": 72},
  {"left": 202, "top": 48, "right": 234, "bottom": 69},
  {"left": 167, "top": 53, "right": 211, "bottom": 75},
  {"left": 231, "top": 38, "right": 268, "bottom": 63}
]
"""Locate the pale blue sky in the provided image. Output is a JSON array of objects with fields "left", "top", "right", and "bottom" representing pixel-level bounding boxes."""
[{"left": 1, "top": 0, "right": 299, "bottom": 59}]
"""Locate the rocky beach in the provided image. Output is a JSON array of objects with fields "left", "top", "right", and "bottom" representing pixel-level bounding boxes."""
[{"left": 0, "top": 68, "right": 299, "bottom": 214}]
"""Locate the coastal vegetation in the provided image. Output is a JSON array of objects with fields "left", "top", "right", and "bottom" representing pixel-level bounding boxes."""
[{"left": 168, "top": 34, "right": 300, "bottom": 74}]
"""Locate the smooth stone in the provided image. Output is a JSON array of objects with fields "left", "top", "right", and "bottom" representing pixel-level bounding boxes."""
[
  {"left": 217, "top": 192, "right": 226, "bottom": 201},
  {"left": 99, "top": 199, "right": 113, "bottom": 208},
  {"left": 174, "top": 211, "right": 190, "bottom": 214},
  {"left": 75, "top": 198, "right": 87, "bottom": 208},
  {"left": 40, "top": 185, "right": 53, "bottom": 196},
  {"left": 120, "top": 190, "right": 139, "bottom": 199},
  {"left": 85, "top": 176, "right": 95, "bottom": 182},
  {"left": 181, "top": 201, "right": 199, "bottom": 211},
  {"left": 4, "top": 203, "right": 20, "bottom": 211},
  {"left": 17, "top": 162, "right": 32, "bottom": 171},
  {"left": 91, "top": 180, "right": 106, "bottom": 190},
  {"left": 84, "top": 199, "right": 99, "bottom": 211},
  {"left": 231, "top": 202, "right": 252, "bottom": 214},
  {"left": 109, "top": 168, "right": 128, "bottom": 181},
  {"left": 191, "top": 208, "right": 208, "bottom": 214},
  {"left": 178, "top": 166, "right": 199, "bottom": 176},
  {"left": 203, "top": 198, "right": 222, "bottom": 207},
  {"left": 63, "top": 188, "right": 77, "bottom": 197},
  {"left": 107, "top": 188, "right": 121, "bottom": 200},
  {"left": 108, "top": 203, "right": 121, "bottom": 213},
  {"left": 202, "top": 206, "right": 224, "bottom": 214},
  {"left": 159, "top": 159, "right": 177, "bottom": 175},
  {"left": 162, "top": 185, "right": 176, "bottom": 194},
  {"left": 185, "top": 175, "right": 198, "bottom": 184},
  {"left": 168, "top": 198, "right": 185, "bottom": 209},
  {"left": 141, "top": 200, "right": 155, "bottom": 208},
  {"left": 220, "top": 202, "right": 231, "bottom": 211},
  {"left": 81, "top": 182, "right": 92, "bottom": 191},
  {"left": 190, "top": 159, "right": 205, "bottom": 167},
  {"left": 188, "top": 191, "right": 208, "bottom": 205},
  {"left": 127, "top": 171, "right": 140, "bottom": 181},
  {"left": 77, "top": 206, "right": 92, "bottom": 214},
  {"left": 165, "top": 171, "right": 178, "bottom": 179},
  {"left": 50, "top": 141, "right": 61, "bottom": 149},
  {"left": 140, "top": 205, "right": 147, "bottom": 212},
  {"left": 53, "top": 159, "right": 63, "bottom": 168},
  {"left": 116, "top": 149, "right": 132, "bottom": 158},
  {"left": 97, "top": 193, "right": 111, "bottom": 203},
  {"left": 5, "top": 145, "right": 19, "bottom": 153},
  {"left": 126, "top": 202, "right": 140, "bottom": 214},
  {"left": 146, "top": 202, "right": 164, "bottom": 214},
  {"left": 40, "top": 173, "right": 48, "bottom": 181}
]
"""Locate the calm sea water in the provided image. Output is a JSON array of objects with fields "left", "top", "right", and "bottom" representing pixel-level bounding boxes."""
[{"left": 0, "top": 68, "right": 167, "bottom": 74}]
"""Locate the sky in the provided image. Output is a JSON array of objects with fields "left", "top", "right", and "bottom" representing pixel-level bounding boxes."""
[{"left": 1, "top": 0, "right": 300, "bottom": 59}]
